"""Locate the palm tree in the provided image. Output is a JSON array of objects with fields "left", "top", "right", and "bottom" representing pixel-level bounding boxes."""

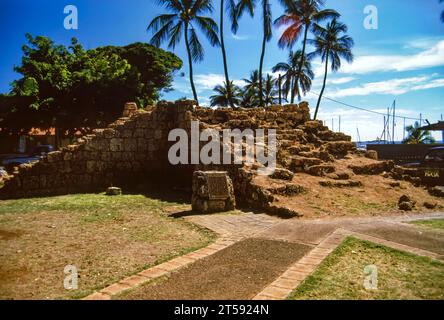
[
  {"left": 239, "top": 87, "right": 258, "bottom": 108},
  {"left": 440, "top": 0, "right": 444, "bottom": 22},
  {"left": 308, "top": 19, "right": 354, "bottom": 120},
  {"left": 243, "top": 69, "right": 260, "bottom": 94},
  {"left": 219, "top": 0, "right": 239, "bottom": 108},
  {"left": 239, "top": 70, "right": 260, "bottom": 108},
  {"left": 403, "top": 122, "right": 436, "bottom": 144},
  {"left": 275, "top": 0, "right": 339, "bottom": 100},
  {"left": 210, "top": 81, "right": 242, "bottom": 107},
  {"left": 148, "top": 0, "right": 220, "bottom": 105},
  {"left": 263, "top": 74, "right": 279, "bottom": 106},
  {"left": 237, "top": 0, "right": 272, "bottom": 107},
  {"left": 272, "top": 50, "right": 314, "bottom": 103}
]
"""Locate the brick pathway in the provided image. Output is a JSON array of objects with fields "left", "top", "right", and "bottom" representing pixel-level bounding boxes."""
[
  {"left": 85, "top": 211, "right": 444, "bottom": 300},
  {"left": 253, "top": 225, "right": 444, "bottom": 300},
  {"left": 253, "top": 229, "right": 347, "bottom": 300},
  {"left": 185, "top": 212, "right": 281, "bottom": 237}
]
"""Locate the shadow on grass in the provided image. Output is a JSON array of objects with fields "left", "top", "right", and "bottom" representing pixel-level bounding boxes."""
[{"left": 123, "top": 181, "right": 191, "bottom": 205}]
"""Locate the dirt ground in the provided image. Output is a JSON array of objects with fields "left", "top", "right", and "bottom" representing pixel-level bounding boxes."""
[
  {"left": 255, "top": 156, "right": 444, "bottom": 218},
  {"left": 0, "top": 194, "right": 215, "bottom": 300},
  {"left": 118, "top": 238, "right": 311, "bottom": 300}
]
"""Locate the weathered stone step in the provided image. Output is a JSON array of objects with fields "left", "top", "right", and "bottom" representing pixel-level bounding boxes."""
[
  {"left": 267, "top": 183, "right": 306, "bottom": 196},
  {"left": 319, "top": 180, "right": 362, "bottom": 188}
]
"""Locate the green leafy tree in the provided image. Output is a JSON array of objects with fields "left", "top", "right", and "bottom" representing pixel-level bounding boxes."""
[
  {"left": 403, "top": 122, "right": 436, "bottom": 144},
  {"left": 148, "top": 0, "right": 220, "bottom": 105},
  {"left": 272, "top": 50, "right": 314, "bottom": 103},
  {"left": 1, "top": 35, "right": 182, "bottom": 143},
  {"left": 210, "top": 81, "right": 242, "bottom": 107},
  {"left": 308, "top": 19, "right": 354, "bottom": 119}
]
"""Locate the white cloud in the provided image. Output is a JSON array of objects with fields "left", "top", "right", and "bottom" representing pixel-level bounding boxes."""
[
  {"left": 325, "top": 75, "right": 444, "bottom": 98},
  {"left": 231, "top": 33, "right": 251, "bottom": 41},
  {"left": 328, "top": 77, "right": 356, "bottom": 85},
  {"left": 194, "top": 73, "right": 244, "bottom": 90},
  {"left": 312, "top": 76, "right": 356, "bottom": 88},
  {"left": 411, "top": 78, "right": 444, "bottom": 91},
  {"left": 337, "top": 40, "right": 444, "bottom": 74},
  {"left": 403, "top": 36, "right": 444, "bottom": 50}
]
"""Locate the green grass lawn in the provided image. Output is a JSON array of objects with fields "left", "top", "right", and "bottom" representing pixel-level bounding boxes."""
[
  {"left": 410, "top": 219, "right": 444, "bottom": 230},
  {"left": 0, "top": 193, "right": 215, "bottom": 300},
  {"left": 288, "top": 237, "right": 444, "bottom": 300}
]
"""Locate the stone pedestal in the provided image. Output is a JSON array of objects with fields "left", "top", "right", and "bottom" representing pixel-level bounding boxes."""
[{"left": 192, "top": 171, "right": 235, "bottom": 213}]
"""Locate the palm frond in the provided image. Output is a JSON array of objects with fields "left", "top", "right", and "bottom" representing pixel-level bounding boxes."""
[
  {"left": 237, "top": 0, "right": 256, "bottom": 19},
  {"left": 167, "top": 22, "right": 183, "bottom": 49},
  {"left": 313, "top": 9, "right": 340, "bottom": 22},
  {"left": 157, "top": 0, "right": 184, "bottom": 12},
  {"left": 188, "top": 27, "right": 204, "bottom": 62},
  {"left": 149, "top": 20, "right": 174, "bottom": 47},
  {"left": 263, "top": 0, "right": 273, "bottom": 41},
  {"left": 191, "top": 0, "right": 214, "bottom": 15},
  {"left": 147, "top": 14, "right": 177, "bottom": 32},
  {"left": 195, "top": 16, "right": 220, "bottom": 47},
  {"left": 228, "top": 0, "right": 240, "bottom": 33}
]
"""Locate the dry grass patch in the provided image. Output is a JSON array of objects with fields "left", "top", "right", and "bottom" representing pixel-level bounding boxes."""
[
  {"left": 289, "top": 237, "right": 444, "bottom": 300},
  {"left": 0, "top": 194, "right": 215, "bottom": 300}
]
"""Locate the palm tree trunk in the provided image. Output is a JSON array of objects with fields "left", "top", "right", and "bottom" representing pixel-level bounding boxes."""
[
  {"left": 314, "top": 54, "right": 328, "bottom": 120},
  {"left": 184, "top": 22, "right": 199, "bottom": 105},
  {"left": 258, "top": 36, "right": 266, "bottom": 107},
  {"left": 290, "top": 74, "right": 295, "bottom": 104},
  {"left": 258, "top": 1, "right": 267, "bottom": 107},
  {"left": 295, "top": 23, "right": 309, "bottom": 101},
  {"left": 220, "top": 0, "right": 234, "bottom": 108}
]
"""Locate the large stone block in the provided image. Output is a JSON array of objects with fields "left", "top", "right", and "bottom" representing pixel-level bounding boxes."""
[{"left": 192, "top": 171, "right": 235, "bottom": 213}]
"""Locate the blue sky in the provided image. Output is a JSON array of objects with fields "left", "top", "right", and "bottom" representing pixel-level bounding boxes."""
[{"left": 1, "top": 0, "right": 443, "bottom": 141}]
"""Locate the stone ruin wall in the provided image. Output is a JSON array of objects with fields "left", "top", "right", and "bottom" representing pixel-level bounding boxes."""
[
  {"left": 0, "top": 100, "right": 315, "bottom": 200},
  {"left": 0, "top": 101, "right": 191, "bottom": 199}
]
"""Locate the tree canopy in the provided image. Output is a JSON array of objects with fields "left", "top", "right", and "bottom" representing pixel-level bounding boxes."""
[{"left": 0, "top": 34, "right": 182, "bottom": 136}]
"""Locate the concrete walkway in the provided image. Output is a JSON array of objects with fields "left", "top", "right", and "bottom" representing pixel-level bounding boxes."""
[{"left": 84, "top": 211, "right": 444, "bottom": 300}]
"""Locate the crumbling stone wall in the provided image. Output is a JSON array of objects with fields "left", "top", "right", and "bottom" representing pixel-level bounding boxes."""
[
  {"left": 0, "top": 101, "right": 194, "bottom": 199},
  {"left": 0, "top": 100, "right": 350, "bottom": 206}
]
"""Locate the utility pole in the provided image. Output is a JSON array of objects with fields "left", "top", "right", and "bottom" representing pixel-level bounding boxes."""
[
  {"left": 441, "top": 114, "right": 443, "bottom": 143},
  {"left": 392, "top": 100, "right": 396, "bottom": 144},
  {"left": 383, "top": 116, "right": 386, "bottom": 142},
  {"left": 403, "top": 117, "right": 406, "bottom": 141},
  {"left": 420, "top": 113, "right": 422, "bottom": 126},
  {"left": 338, "top": 115, "right": 341, "bottom": 132},
  {"left": 332, "top": 118, "right": 334, "bottom": 131},
  {"left": 386, "top": 107, "right": 391, "bottom": 143}
]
